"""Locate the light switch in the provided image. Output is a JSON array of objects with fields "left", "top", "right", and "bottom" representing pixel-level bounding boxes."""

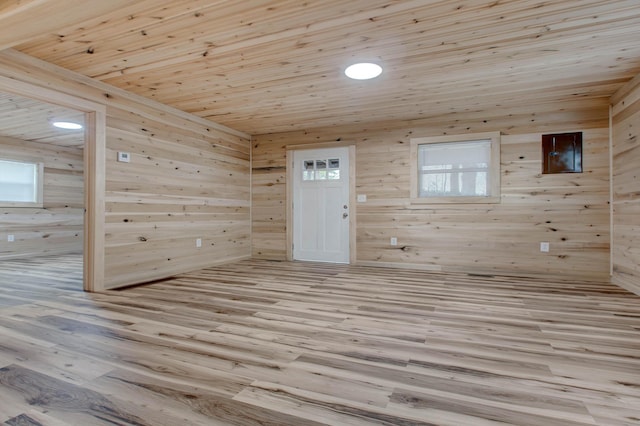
[
  {"left": 117, "top": 152, "right": 131, "bottom": 163},
  {"left": 357, "top": 194, "right": 367, "bottom": 202}
]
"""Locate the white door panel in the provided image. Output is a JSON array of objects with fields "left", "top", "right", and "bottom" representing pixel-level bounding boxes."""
[{"left": 293, "top": 147, "right": 349, "bottom": 263}]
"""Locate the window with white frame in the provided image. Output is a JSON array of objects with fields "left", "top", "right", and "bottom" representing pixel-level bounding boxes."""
[
  {"left": 410, "top": 132, "right": 501, "bottom": 203},
  {"left": 0, "top": 159, "right": 44, "bottom": 207}
]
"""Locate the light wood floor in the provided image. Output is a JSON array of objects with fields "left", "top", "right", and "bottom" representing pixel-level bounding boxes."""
[{"left": 1, "top": 255, "right": 640, "bottom": 425}]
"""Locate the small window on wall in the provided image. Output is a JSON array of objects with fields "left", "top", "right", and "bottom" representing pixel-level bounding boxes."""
[
  {"left": 0, "top": 159, "right": 44, "bottom": 207},
  {"left": 410, "top": 132, "right": 501, "bottom": 204},
  {"left": 302, "top": 158, "right": 340, "bottom": 181}
]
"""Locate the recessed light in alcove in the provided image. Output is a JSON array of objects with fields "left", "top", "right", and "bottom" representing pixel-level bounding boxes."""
[
  {"left": 344, "top": 62, "right": 383, "bottom": 80},
  {"left": 52, "top": 121, "right": 83, "bottom": 130}
]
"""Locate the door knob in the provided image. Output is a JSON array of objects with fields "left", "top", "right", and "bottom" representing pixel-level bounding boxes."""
[{"left": 343, "top": 212, "right": 349, "bottom": 218}]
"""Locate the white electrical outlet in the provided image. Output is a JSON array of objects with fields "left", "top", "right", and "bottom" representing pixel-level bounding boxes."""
[
  {"left": 7, "top": 234, "right": 14, "bottom": 242},
  {"left": 540, "top": 242, "right": 549, "bottom": 253},
  {"left": 196, "top": 238, "right": 202, "bottom": 248},
  {"left": 357, "top": 194, "right": 367, "bottom": 203},
  {"left": 390, "top": 237, "right": 398, "bottom": 246}
]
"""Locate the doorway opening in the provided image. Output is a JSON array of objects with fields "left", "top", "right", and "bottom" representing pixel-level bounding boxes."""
[
  {"left": 0, "top": 92, "right": 85, "bottom": 287},
  {"left": 0, "top": 77, "right": 106, "bottom": 292}
]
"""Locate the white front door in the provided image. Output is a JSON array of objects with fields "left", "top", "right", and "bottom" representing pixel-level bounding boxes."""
[{"left": 293, "top": 147, "right": 350, "bottom": 263}]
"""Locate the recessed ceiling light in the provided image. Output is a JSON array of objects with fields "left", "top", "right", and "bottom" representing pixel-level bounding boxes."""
[
  {"left": 52, "top": 121, "right": 83, "bottom": 130},
  {"left": 345, "top": 62, "right": 383, "bottom": 80}
]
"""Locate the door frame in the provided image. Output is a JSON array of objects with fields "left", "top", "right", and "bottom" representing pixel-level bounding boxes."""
[
  {"left": 286, "top": 142, "right": 356, "bottom": 263},
  {"left": 0, "top": 76, "right": 107, "bottom": 292}
]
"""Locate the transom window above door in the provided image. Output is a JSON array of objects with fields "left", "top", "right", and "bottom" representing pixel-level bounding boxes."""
[{"left": 302, "top": 158, "right": 340, "bottom": 181}]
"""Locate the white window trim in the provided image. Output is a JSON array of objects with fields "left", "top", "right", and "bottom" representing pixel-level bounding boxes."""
[
  {"left": 0, "top": 158, "right": 44, "bottom": 208},
  {"left": 410, "top": 131, "right": 501, "bottom": 204}
]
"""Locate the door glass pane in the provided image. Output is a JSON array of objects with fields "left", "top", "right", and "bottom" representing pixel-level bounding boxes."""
[
  {"left": 303, "top": 160, "right": 314, "bottom": 181},
  {"left": 327, "top": 158, "right": 340, "bottom": 180},
  {"left": 316, "top": 160, "right": 327, "bottom": 180}
]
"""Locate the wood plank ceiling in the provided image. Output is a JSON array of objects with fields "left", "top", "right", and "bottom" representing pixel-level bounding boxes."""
[
  {"left": 0, "top": 92, "right": 85, "bottom": 148},
  {"left": 3, "top": 0, "right": 640, "bottom": 135}
]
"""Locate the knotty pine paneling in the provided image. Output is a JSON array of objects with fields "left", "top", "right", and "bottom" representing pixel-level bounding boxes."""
[
  {"left": 0, "top": 136, "right": 83, "bottom": 259},
  {"left": 10, "top": 1, "right": 640, "bottom": 135},
  {"left": 612, "top": 73, "right": 640, "bottom": 295},
  {"left": 103, "top": 107, "right": 250, "bottom": 289},
  {"left": 0, "top": 49, "right": 251, "bottom": 289},
  {"left": 252, "top": 103, "right": 611, "bottom": 280}
]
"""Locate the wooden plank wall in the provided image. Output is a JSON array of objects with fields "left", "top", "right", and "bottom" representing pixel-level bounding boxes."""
[
  {"left": 611, "top": 73, "right": 640, "bottom": 295},
  {"left": 103, "top": 107, "right": 251, "bottom": 288},
  {"left": 0, "top": 136, "right": 83, "bottom": 259},
  {"left": 253, "top": 100, "right": 611, "bottom": 280},
  {"left": 0, "top": 49, "right": 251, "bottom": 289}
]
